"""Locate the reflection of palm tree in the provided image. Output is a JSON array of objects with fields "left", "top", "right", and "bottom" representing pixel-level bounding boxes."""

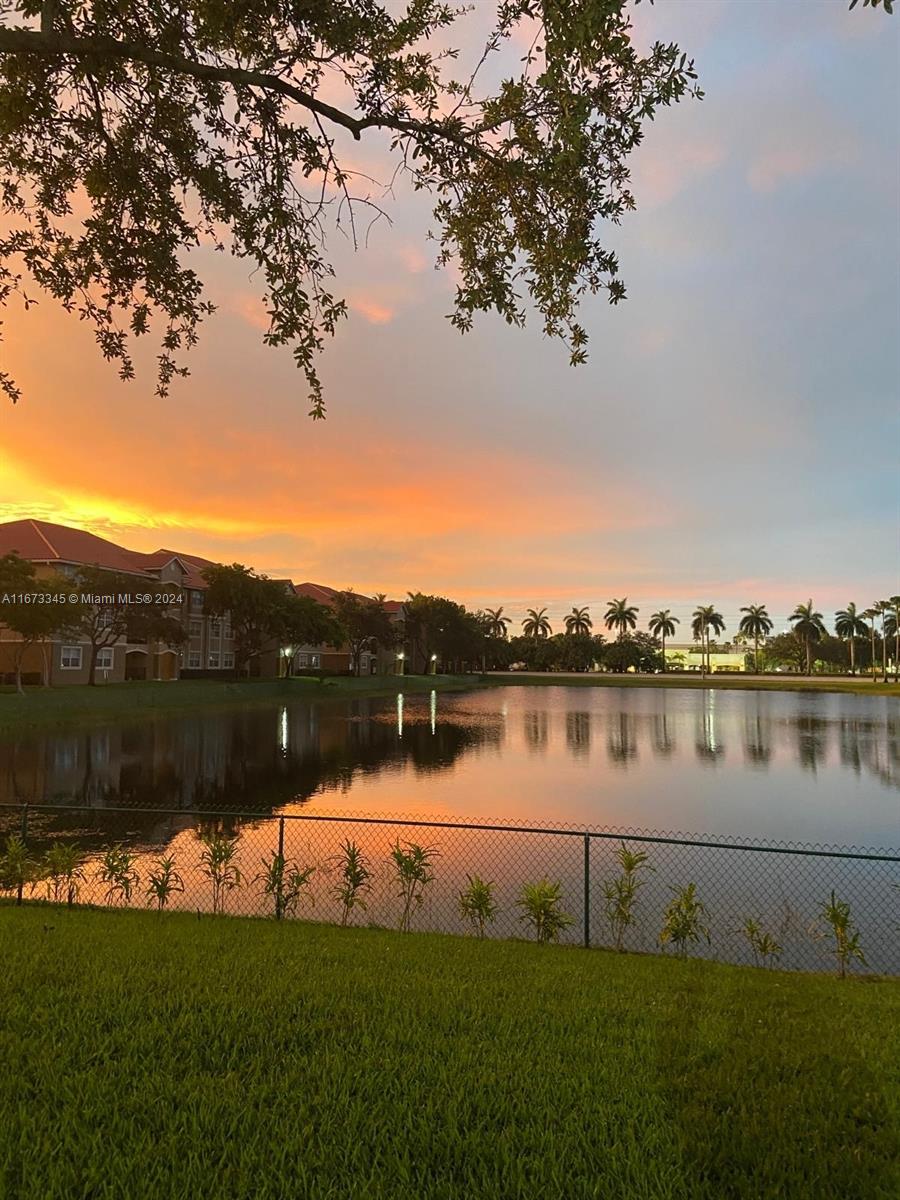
[
  {"left": 648, "top": 610, "right": 679, "bottom": 672},
  {"left": 789, "top": 600, "right": 826, "bottom": 676},
  {"left": 607, "top": 711, "right": 637, "bottom": 765},
  {"left": 523, "top": 710, "right": 549, "bottom": 752},
  {"left": 691, "top": 605, "right": 725, "bottom": 676},
  {"left": 484, "top": 608, "right": 510, "bottom": 639},
  {"left": 565, "top": 711, "right": 591, "bottom": 757},
  {"left": 738, "top": 604, "right": 772, "bottom": 674},
  {"left": 565, "top": 606, "right": 592, "bottom": 636},
  {"left": 834, "top": 602, "right": 867, "bottom": 676},
  {"left": 522, "top": 608, "right": 552, "bottom": 639},
  {"left": 604, "top": 598, "right": 638, "bottom": 641}
]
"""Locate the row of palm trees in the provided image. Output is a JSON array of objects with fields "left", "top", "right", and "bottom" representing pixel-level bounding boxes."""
[{"left": 483, "top": 596, "right": 900, "bottom": 679}]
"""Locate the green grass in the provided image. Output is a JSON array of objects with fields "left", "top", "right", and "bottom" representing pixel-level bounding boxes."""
[
  {"left": 1, "top": 905, "right": 898, "bottom": 1199},
  {"left": 485, "top": 671, "right": 900, "bottom": 698},
  {"left": 0, "top": 674, "right": 477, "bottom": 731}
]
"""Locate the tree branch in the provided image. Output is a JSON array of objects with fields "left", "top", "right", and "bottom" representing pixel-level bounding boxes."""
[{"left": 0, "top": 25, "right": 494, "bottom": 160}]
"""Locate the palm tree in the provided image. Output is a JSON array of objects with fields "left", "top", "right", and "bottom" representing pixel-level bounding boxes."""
[
  {"left": 691, "top": 605, "right": 725, "bottom": 676},
  {"left": 738, "top": 604, "right": 773, "bottom": 674},
  {"left": 862, "top": 607, "right": 878, "bottom": 682},
  {"left": 789, "top": 600, "right": 826, "bottom": 676},
  {"left": 564, "top": 606, "right": 592, "bottom": 636},
  {"left": 484, "top": 607, "right": 510, "bottom": 640},
  {"left": 890, "top": 595, "right": 900, "bottom": 683},
  {"left": 875, "top": 600, "right": 891, "bottom": 682},
  {"left": 604, "top": 598, "right": 638, "bottom": 641},
  {"left": 522, "top": 608, "right": 552, "bottom": 639},
  {"left": 834, "top": 602, "right": 868, "bottom": 676},
  {"left": 647, "top": 610, "right": 679, "bottom": 672}
]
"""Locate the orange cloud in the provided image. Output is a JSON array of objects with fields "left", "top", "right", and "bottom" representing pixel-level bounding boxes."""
[{"left": 347, "top": 293, "right": 395, "bottom": 324}]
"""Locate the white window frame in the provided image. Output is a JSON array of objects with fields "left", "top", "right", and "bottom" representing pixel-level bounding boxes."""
[
  {"left": 223, "top": 620, "right": 232, "bottom": 640},
  {"left": 189, "top": 618, "right": 202, "bottom": 638},
  {"left": 208, "top": 652, "right": 221, "bottom": 669},
  {"left": 209, "top": 619, "right": 222, "bottom": 639},
  {"left": 310, "top": 654, "right": 320, "bottom": 668},
  {"left": 222, "top": 652, "right": 235, "bottom": 670},
  {"left": 95, "top": 647, "right": 114, "bottom": 670},
  {"left": 190, "top": 590, "right": 204, "bottom": 610},
  {"left": 187, "top": 651, "right": 202, "bottom": 669},
  {"left": 60, "top": 645, "right": 83, "bottom": 670}
]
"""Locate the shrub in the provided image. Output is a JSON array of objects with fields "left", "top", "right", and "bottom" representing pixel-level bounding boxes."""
[
  {"left": 97, "top": 845, "right": 140, "bottom": 907},
  {"left": 197, "top": 828, "right": 243, "bottom": 915},
  {"left": 145, "top": 855, "right": 184, "bottom": 911},
  {"left": 391, "top": 841, "right": 439, "bottom": 933},
  {"left": 821, "top": 891, "right": 866, "bottom": 979},
  {"left": 735, "top": 917, "right": 782, "bottom": 967},
  {"left": 457, "top": 875, "right": 497, "bottom": 938},
  {"left": 0, "top": 835, "right": 38, "bottom": 902},
  {"left": 43, "top": 842, "right": 86, "bottom": 907},
  {"left": 602, "top": 843, "right": 653, "bottom": 951},
  {"left": 256, "top": 852, "right": 316, "bottom": 919},
  {"left": 331, "top": 839, "right": 371, "bottom": 927},
  {"left": 517, "top": 879, "right": 574, "bottom": 944},
  {"left": 659, "top": 883, "right": 710, "bottom": 958}
]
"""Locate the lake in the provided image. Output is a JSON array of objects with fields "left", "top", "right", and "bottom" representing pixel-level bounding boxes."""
[{"left": 2, "top": 686, "right": 898, "bottom": 971}]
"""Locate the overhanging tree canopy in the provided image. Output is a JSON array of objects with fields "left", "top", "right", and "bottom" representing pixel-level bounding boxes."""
[{"left": 0, "top": 0, "right": 709, "bottom": 415}]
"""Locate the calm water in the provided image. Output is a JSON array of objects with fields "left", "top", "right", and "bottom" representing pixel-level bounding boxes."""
[
  {"left": 2, "top": 685, "right": 897, "bottom": 845},
  {"left": 3, "top": 686, "right": 898, "bottom": 970}
]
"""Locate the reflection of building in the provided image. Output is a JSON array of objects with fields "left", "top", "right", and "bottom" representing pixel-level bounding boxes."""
[{"left": 0, "top": 519, "right": 403, "bottom": 685}]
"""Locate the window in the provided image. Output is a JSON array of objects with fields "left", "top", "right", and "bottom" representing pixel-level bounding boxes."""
[
  {"left": 60, "top": 645, "right": 82, "bottom": 670},
  {"left": 208, "top": 652, "right": 220, "bottom": 668},
  {"left": 189, "top": 618, "right": 202, "bottom": 638},
  {"left": 310, "top": 654, "right": 320, "bottom": 668},
  {"left": 209, "top": 619, "right": 222, "bottom": 639},
  {"left": 223, "top": 652, "right": 235, "bottom": 669},
  {"left": 190, "top": 590, "right": 204, "bottom": 610},
  {"left": 95, "top": 647, "right": 114, "bottom": 670},
  {"left": 297, "top": 653, "right": 309, "bottom": 667},
  {"left": 98, "top": 610, "right": 114, "bottom": 629},
  {"left": 187, "top": 651, "right": 202, "bottom": 669},
  {"left": 223, "top": 620, "right": 232, "bottom": 640}
]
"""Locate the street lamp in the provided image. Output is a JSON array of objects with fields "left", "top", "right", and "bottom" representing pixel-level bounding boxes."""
[
  {"left": 429, "top": 652, "right": 438, "bottom": 676},
  {"left": 396, "top": 651, "right": 405, "bottom": 676}
]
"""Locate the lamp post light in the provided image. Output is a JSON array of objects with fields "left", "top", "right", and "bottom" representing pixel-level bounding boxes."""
[
  {"left": 282, "top": 645, "right": 295, "bottom": 678},
  {"left": 429, "top": 652, "right": 438, "bottom": 676},
  {"left": 396, "top": 651, "right": 405, "bottom": 676}
]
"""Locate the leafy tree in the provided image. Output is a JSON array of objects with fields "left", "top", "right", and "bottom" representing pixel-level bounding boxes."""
[
  {"left": 271, "top": 591, "right": 341, "bottom": 675},
  {"left": 202, "top": 563, "right": 287, "bottom": 676},
  {"left": 600, "top": 631, "right": 662, "bottom": 674},
  {"left": 521, "top": 607, "right": 552, "bottom": 640},
  {"left": 604, "top": 597, "right": 638, "bottom": 641},
  {"left": 564, "top": 606, "right": 592, "bottom": 636},
  {"left": 0, "top": 553, "right": 74, "bottom": 690},
  {"left": 738, "top": 604, "right": 772, "bottom": 674},
  {"left": 691, "top": 605, "right": 724, "bottom": 676},
  {"left": 556, "top": 631, "right": 596, "bottom": 672},
  {"left": 647, "top": 609, "right": 678, "bottom": 672},
  {"left": 0, "top": 0, "right": 707, "bottom": 414},
  {"left": 834, "top": 602, "right": 868, "bottom": 675},
  {"left": 508, "top": 633, "right": 560, "bottom": 672},
  {"left": 333, "top": 590, "right": 396, "bottom": 676},
  {"left": 761, "top": 631, "right": 806, "bottom": 674},
  {"left": 789, "top": 599, "right": 826, "bottom": 676},
  {"left": 64, "top": 566, "right": 149, "bottom": 685}
]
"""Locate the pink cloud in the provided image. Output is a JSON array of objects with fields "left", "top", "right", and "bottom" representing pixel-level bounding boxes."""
[
  {"left": 231, "top": 293, "right": 270, "bottom": 331},
  {"left": 347, "top": 293, "right": 395, "bottom": 324},
  {"left": 632, "top": 134, "right": 725, "bottom": 209}
]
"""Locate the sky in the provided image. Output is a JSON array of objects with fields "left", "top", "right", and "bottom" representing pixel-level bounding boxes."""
[{"left": 0, "top": 0, "right": 897, "bottom": 635}]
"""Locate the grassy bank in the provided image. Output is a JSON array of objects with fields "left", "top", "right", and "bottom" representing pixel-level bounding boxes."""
[
  {"left": 0, "top": 673, "right": 477, "bottom": 732},
  {"left": 1, "top": 906, "right": 898, "bottom": 1199},
  {"left": 484, "top": 671, "right": 900, "bottom": 698}
]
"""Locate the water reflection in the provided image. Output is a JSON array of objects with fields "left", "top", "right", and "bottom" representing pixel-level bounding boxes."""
[
  {"left": 607, "top": 712, "right": 637, "bottom": 765},
  {"left": 523, "top": 710, "right": 549, "bottom": 755},
  {"left": 565, "top": 712, "right": 591, "bottom": 758}
]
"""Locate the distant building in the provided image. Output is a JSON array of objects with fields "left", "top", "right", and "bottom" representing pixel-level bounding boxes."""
[
  {"left": 664, "top": 643, "right": 748, "bottom": 673},
  {"left": 0, "top": 519, "right": 402, "bottom": 686}
]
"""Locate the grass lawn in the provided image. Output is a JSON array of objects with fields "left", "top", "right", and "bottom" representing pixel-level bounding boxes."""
[
  {"left": 485, "top": 671, "right": 900, "bottom": 698},
  {"left": 0, "top": 673, "right": 477, "bottom": 731},
  {"left": 1, "top": 906, "right": 898, "bottom": 1199}
]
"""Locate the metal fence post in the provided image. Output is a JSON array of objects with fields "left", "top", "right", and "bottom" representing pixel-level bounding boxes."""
[
  {"left": 16, "top": 803, "right": 28, "bottom": 907},
  {"left": 275, "top": 816, "right": 285, "bottom": 920},
  {"left": 583, "top": 834, "right": 590, "bottom": 949}
]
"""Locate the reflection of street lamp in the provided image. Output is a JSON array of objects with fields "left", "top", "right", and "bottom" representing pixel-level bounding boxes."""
[
  {"left": 429, "top": 652, "right": 438, "bottom": 676},
  {"left": 396, "top": 651, "right": 405, "bottom": 676}
]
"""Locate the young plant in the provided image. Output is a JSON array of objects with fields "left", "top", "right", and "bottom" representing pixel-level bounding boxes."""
[
  {"left": 735, "top": 917, "right": 783, "bottom": 967},
  {"left": 391, "top": 840, "right": 439, "bottom": 933},
  {"left": 97, "top": 844, "right": 140, "bottom": 907},
  {"left": 256, "top": 852, "right": 316, "bottom": 919},
  {"left": 331, "top": 839, "right": 371, "bottom": 927},
  {"left": 0, "top": 835, "right": 38, "bottom": 903},
  {"left": 602, "top": 842, "right": 653, "bottom": 951},
  {"left": 43, "top": 842, "right": 86, "bottom": 907},
  {"left": 457, "top": 874, "right": 498, "bottom": 938},
  {"left": 659, "top": 883, "right": 710, "bottom": 958},
  {"left": 145, "top": 855, "right": 184, "bottom": 911},
  {"left": 197, "top": 828, "right": 243, "bottom": 915},
  {"left": 517, "top": 879, "right": 574, "bottom": 944},
  {"left": 821, "top": 890, "right": 866, "bottom": 979}
]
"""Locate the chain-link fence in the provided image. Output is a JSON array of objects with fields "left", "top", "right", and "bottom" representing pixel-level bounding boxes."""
[{"left": 1, "top": 802, "right": 899, "bottom": 974}]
